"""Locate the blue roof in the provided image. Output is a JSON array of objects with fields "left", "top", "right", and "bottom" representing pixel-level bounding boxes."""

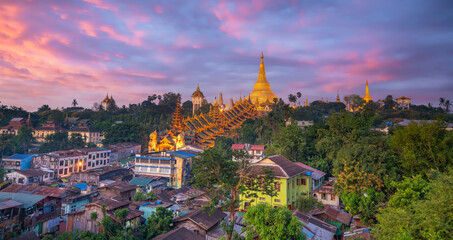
[
  {"left": 6, "top": 154, "right": 34, "bottom": 160},
  {"left": 129, "top": 177, "right": 154, "bottom": 186},
  {"left": 168, "top": 151, "right": 196, "bottom": 159},
  {"left": 74, "top": 183, "right": 88, "bottom": 190}
]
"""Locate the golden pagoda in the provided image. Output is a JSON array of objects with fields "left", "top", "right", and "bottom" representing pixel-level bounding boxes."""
[
  {"left": 363, "top": 80, "right": 373, "bottom": 103},
  {"left": 248, "top": 53, "right": 277, "bottom": 110},
  {"left": 171, "top": 95, "right": 184, "bottom": 134},
  {"left": 336, "top": 90, "right": 341, "bottom": 103}
]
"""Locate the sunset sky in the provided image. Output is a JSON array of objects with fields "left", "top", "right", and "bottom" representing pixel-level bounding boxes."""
[{"left": 1, "top": 0, "right": 452, "bottom": 111}]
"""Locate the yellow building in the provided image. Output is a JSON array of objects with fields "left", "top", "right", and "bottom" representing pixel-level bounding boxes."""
[
  {"left": 248, "top": 53, "right": 278, "bottom": 111},
  {"left": 33, "top": 120, "right": 65, "bottom": 142},
  {"left": 240, "top": 155, "right": 313, "bottom": 211}
]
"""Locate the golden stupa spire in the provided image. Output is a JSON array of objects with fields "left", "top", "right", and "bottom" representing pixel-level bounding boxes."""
[
  {"left": 219, "top": 92, "right": 223, "bottom": 105},
  {"left": 305, "top": 96, "right": 309, "bottom": 107},
  {"left": 249, "top": 53, "right": 277, "bottom": 106},
  {"left": 363, "top": 80, "right": 373, "bottom": 103},
  {"left": 336, "top": 90, "right": 341, "bottom": 103}
]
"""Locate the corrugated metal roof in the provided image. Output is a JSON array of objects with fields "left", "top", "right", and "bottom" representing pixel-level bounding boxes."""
[
  {"left": 1, "top": 184, "right": 67, "bottom": 198},
  {"left": 129, "top": 177, "right": 154, "bottom": 186},
  {"left": 0, "top": 199, "right": 23, "bottom": 210},
  {"left": 168, "top": 151, "right": 196, "bottom": 159},
  {"left": 0, "top": 192, "right": 46, "bottom": 209},
  {"left": 74, "top": 183, "right": 88, "bottom": 190},
  {"left": 6, "top": 154, "right": 34, "bottom": 160}
]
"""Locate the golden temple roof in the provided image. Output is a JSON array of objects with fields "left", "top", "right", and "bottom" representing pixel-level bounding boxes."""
[
  {"left": 363, "top": 80, "right": 373, "bottom": 103},
  {"left": 249, "top": 53, "right": 277, "bottom": 105},
  {"left": 192, "top": 83, "right": 205, "bottom": 98}
]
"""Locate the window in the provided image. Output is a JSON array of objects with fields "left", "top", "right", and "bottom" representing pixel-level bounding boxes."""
[
  {"left": 89, "top": 154, "right": 92, "bottom": 159},
  {"left": 88, "top": 162, "right": 91, "bottom": 167},
  {"left": 96, "top": 153, "right": 99, "bottom": 158},
  {"left": 83, "top": 165, "right": 86, "bottom": 170},
  {"left": 71, "top": 205, "right": 77, "bottom": 212},
  {"left": 70, "top": 160, "right": 73, "bottom": 165},
  {"left": 259, "top": 197, "right": 266, "bottom": 201},
  {"left": 103, "top": 160, "right": 106, "bottom": 165},
  {"left": 331, "top": 194, "right": 336, "bottom": 201},
  {"left": 65, "top": 160, "right": 68, "bottom": 166},
  {"left": 16, "top": 161, "right": 20, "bottom": 166},
  {"left": 322, "top": 193, "right": 326, "bottom": 200},
  {"left": 297, "top": 179, "right": 300, "bottom": 185},
  {"left": 274, "top": 199, "right": 281, "bottom": 203},
  {"left": 301, "top": 179, "right": 307, "bottom": 185},
  {"left": 59, "top": 169, "right": 63, "bottom": 174},
  {"left": 64, "top": 168, "right": 68, "bottom": 175},
  {"left": 275, "top": 183, "right": 280, "bottom": 192},
  {"left": 60, "top": 161, "right": 64, "bottom": 166},
  {"left": 244, "top": 202, "right": 250, "bottom": 208},
  {"left": 292, "top": 180, "right": 295, "bottom": 188}
]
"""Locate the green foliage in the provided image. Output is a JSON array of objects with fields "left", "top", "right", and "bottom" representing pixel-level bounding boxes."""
[
  {"left": 133, "top": 191, "right": 147, "bottom": 201},
  {"left": 90, "top": 211, "right": 98, "bottom": 221},
  {"left": 390, "top": 120, "right": 452, "bottom": 176},
  {"left": 373, "top": 169, "right": 453, "bottom": 240},
  {"left": 103, "top": 122, "right": 143, "bottom": 145},
  {"left": 243, "top": 204, "right": 304, "bottom": 240},
  {"left": 388, "top": 175, "right": 430, "bottom": 208},
  {"left": 295, "top": 195, "right": 324, "bottom": 213},
  {"left": 141, "top": 206, "right": 173, "bottom": 239},
  {"left": 38, "top": 131, "right": 92, "bottom": 153},
  {"left": 267, "top": 123, "right": 304, "bottom": 161},
  {"left": 114, "top": 208, "right": 129, "bottom": 226},
  {"left": 42, "top": 234, "right": 54, "bottom": 240}
]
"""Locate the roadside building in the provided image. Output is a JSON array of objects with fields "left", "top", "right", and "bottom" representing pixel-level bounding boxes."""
[
  {"left": 31, "top": 154, "right": 60, "bottom": 178},
  {"left": 98, "top": 181, "right": 137, "bottom": 200},
  {"left": 2, "top": 154, "right": 35, "bottom": 172},
  {"left": 240, "top": 155, "right": 314, "bottom": 210},
  {"left": 134, "top": 151, "right": 196, "bottom": 189},
  {"left": 75, "top": 148, "right": 111, "bottom": 170},
  {"left": 33, "top": 120, "right": 65, "bottom": 142},
  {"left": 49, "top": 150, "right": 87, "bottom": 178}
]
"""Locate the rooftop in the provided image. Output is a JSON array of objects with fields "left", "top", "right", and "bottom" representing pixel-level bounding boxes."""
[
  {"left": 12, "top": 169, "right": 47, "bottom": 177},
  {"left": 0, "top": 192, "right": 46, "bottom": 209},
  {"left": 129, "top": 177, "right": 154, "bottom": 186},
  {"left": 312, "top": 206, "right": 352, "bottom": 225},
  {"left": 0, "top": 199, "right": 23, "bottom": 210},
  {"left": 168, "top": 151, "right": 196, "bottom": 159},
  {"left": 75, "top": 147, "right": 109, "bottom": 154},
  {"left": 294, "top": 162, "right": 326, "bottom": 180},
  {"left": 5, "top": 154, "right": 34, "bottom": 160},
  {"left": 105, "top": 181, "right": 137, "bottom": 192},
  {"left": 174, "top": 208, "right": 226, "bottom": 231},
  {"left": 152, "top": 227, "right": 204, "bottom": 240},
  {"left": 254, "top": 155, "right": 307, "bottom": 178},
  {"left": 1, "top": 184, "right": 67, "bottom": 198}
]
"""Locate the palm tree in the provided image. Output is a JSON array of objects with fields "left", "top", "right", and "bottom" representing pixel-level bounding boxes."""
[
  {"left": 445, "top": 100, "right": 451, "bottom": 113},
  {"left": 288, "top": 94, "right": 297, "bottom": 107},
  {"left": 296, "top": 92, "right": 302, "bottom": 106},
  {"left": 439, "top": 97, "right": 445, "bottom": 108},
  {"left": 72, "top": 99, "right": 78, "bottom": 107}
]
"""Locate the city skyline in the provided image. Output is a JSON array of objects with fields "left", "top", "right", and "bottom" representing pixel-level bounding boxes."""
[{"left": 1, "top": 0, "right": 452, "bottom": 111}]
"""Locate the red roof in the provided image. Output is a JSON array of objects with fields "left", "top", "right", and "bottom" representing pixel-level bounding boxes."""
[
  {"left": 231, "top": 144, "right": 245, "bottom": 150},
  {"left": 250, "top": 145, "right": 265, "bottom": 151},
  {"left": 1, "top": 184, "right": 67, "bottom": 198}
]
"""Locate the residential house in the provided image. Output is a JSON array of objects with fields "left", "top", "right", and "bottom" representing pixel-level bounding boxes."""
[
  {"left": 173, "top": 208, "right": 227, "bottom": 239},
  {"left": 98, "top": 181, "right": 137, "bottom": 200},
  {"left": 2, "top": 154, "right": 35, "bottom": 172},
  {"left": 0, "top": 198, "right": 24, "bottom": 239},
  {"left": 0, "top": 117, "right": 31, "bottom": 136},
  {"left": 240, "top": 155, "right": 314, "bottom": 210},
  {"left": 313, "top": 179, "right": 340, "bottom": 207},
  {"left": 68, "top": 166, "right": 133, "bottom": 185},
  {"left": 312, "top": 206, "right": 352, "bottom": 236},
  {"left": 137, "top": 200, "right": 174, "bottom": 221},
  {"left": 67, "top": 196, "right": 144, "bottom": 233},
  {"left": 134, "top": 151, "right": 196, "bottom": 189},
  {"left": 293, "top": 210, "right": 336, "bottom": 240},
  {"left": 294, "top": 162, "right": 327, "bottom": 191},
  {"left": 152, "top": 227, "right": 205, "bottom": 240},
  {"left": 104, "top": 142, "right": 141, "bottom": 165},
  {"left": 5, "top": 169, "right": 47, "bottom": 185}
]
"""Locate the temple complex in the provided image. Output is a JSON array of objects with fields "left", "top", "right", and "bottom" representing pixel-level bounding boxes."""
[
  {"left": 149, "top": 54, "right": 276, "bottom": 152},
  {"left": 248, "top": 53, "right": 278, "bottom": 111},
  {"left": 101, "top": 94, "right": 116, "bottom": 110}
]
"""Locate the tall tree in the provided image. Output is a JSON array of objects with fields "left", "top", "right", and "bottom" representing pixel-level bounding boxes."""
[
  {"left": 141, "top": 206, "right": 173, "bottom": 239},
  {"left": 72, "top": 99, "right": 78, "bottom": 107},
  {"left": 288, "top": 94, "right": 297, "bottom": 107},
  {"left": 296, "top": 92, "right": 302, "bottom": 106},
  {"left": 243, "top": 204, "right": 304, "bottom": 240}
]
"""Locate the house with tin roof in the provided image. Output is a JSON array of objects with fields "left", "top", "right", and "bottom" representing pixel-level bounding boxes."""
[{"left": 1, "top": 154, "right": 35, "bottom": 172}]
